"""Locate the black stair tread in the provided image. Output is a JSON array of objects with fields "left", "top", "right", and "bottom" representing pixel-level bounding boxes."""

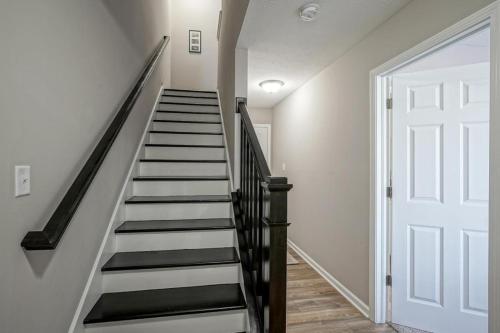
[
  {"left": 156, "top": 109, "right": 220, "bottom": 115},
  {"left": 140, "top": 158, "right": 226, "bottom": 163},
  {"left": 165, "top": 88, "right": 217, "bottom": 94},
  {"left": 149, "top": 130, "right": 223, "bottom": 135},
  {"left": 162, "top": 94, "right": 218, "bottom": 99},
  {"left": 159, "top": 102, "right": 218, "bottom": 107},
  {"left": 102, "top": 247, "right": 240, "bottom": 271},
  {"left": 153, "top": 119, "right": 221, "bottom": 124},
  {"left": 83, "top": 284, "right": 246, "bottom": 324},
  {"left": 115, "top": 218, "right": 234, "bottom": 233},
  {"left": 133, "top": 176, "right": 229, "bottom": 181},
  {"left": 158, "top": 102, "right": 219, "bottom": 107},
  {"left": 125, "top": 195, "right": 232, "bottom": 204},
  {"left": 145, "top": 143, "right": 224, "bottom": 148}
]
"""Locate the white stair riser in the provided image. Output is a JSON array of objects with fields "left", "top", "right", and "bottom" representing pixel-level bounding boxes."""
[
  {"left": 156, "top": 112, "right": 220, "bottom": 122},
  {"left": 102, "top": 264, "right": 240, "bottom": 292},
  {"left": 145, "top": 146, "right": 225, "bottom": 160},
  {"left": 160, "top": 96, "right": 218, "bottom": 105},
  {"left": 164, "top": 90, "right": 218, "bottom": 98},
  {"left": 133, "top": 180, "right": 229, "bottom": 196},
  {"left": 84, "top": 310, "right": 246, "bottom": 333},
  {"left": 158, "top": 104, "right": 219, "bottom": 113},
  {"left": 149, "top": 133, "right": 223, "bottom": 145},
  {"left": 140, "top": 162, "right": 227, "bottom": 177},
  {"left": 153, "top": 122, "right": 221, "bottom": 133},
  {"left": 116, "top": 230, "right": 236, "bottom": 251},
  {"left": 125, "top": 202, "right": 231, "bottom": 220}
]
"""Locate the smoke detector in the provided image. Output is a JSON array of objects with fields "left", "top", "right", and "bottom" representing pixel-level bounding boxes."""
[{"left": 299, "top": 3, "right": 320, "bottom": 22}]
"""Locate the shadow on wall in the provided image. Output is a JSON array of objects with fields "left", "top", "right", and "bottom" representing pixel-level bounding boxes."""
[{"left": 102, "top": 0, "right": 169, "bottom": 58}]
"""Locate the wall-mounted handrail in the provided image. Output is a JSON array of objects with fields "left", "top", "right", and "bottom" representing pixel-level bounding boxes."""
[
  {"left": 235, "top": 98, "right": 292, "bottom": 333},
  {"left": 21, "top": 36, "right": 170, "bottom": 251}
]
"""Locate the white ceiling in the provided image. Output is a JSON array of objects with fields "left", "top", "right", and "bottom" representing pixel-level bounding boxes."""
[
  {"left": 238, "top": 0, "right": 412, "bottom": 108},
  {"left": 395, "top": 27, "right": 490, "bottom": 74}
]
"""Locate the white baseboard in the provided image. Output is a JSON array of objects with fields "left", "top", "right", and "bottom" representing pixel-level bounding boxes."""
[
  {"left": 68, "top": 85, "right": 164, "bottom": 333},
  {"left": 287, "top": 239, "right": 370, "bottom": 318}
]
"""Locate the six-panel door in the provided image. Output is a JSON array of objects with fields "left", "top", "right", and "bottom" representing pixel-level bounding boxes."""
[{"left": 392, "top": 63, "right": 489, "bottom": 333}]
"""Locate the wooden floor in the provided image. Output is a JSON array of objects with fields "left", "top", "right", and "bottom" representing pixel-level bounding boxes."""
[{"left": 287, "top": 247, "right": 395, "bottom": 333}]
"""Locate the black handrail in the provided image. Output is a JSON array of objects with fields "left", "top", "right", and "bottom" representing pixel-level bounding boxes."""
[
  {"left": 235, "top": 99, "right": 292, "bottom": 333},
  {"left": 21, "top": 36, "right": 170, "bottom": 250}
]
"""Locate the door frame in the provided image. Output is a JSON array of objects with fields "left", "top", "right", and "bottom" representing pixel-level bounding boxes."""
[
  {"left": 253, "top": 123, "right": 272, "bottom": 169},
  {"left": 368, "top": 1, "right": 500, "bottom": 329}
]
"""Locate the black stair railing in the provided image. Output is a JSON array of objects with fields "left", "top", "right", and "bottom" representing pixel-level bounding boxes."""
[
  {"left": 234, "top": 98, "right": 293, "bottom": 333},
  {"left": 21, "top": 36, "right": 170, "bottom": 250}
]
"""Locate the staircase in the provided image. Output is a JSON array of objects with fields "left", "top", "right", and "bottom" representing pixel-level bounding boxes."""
[{"left": 83, "top": 89, "right": 248, "bottom": 333}]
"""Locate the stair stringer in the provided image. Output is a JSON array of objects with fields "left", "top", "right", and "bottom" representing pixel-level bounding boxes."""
[{"left": 216, "top": 90, "right": 252, "bottom": 332}]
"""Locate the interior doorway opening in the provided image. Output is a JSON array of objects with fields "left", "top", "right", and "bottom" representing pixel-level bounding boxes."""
[{"left": 369, "top": 8, "right": 499, "bottom": 331}]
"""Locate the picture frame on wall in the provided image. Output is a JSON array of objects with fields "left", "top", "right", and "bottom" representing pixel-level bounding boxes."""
[{"left": 189, "top": 30, "right": 201, "bottom": 53}]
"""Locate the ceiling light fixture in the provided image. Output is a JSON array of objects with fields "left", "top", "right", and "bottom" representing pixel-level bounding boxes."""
[
  {"left": 259, "top": 80, "right": 285, "bottom": 93},
  {"left": 299, "top": 3, "right": 320, "bottom": 22}
]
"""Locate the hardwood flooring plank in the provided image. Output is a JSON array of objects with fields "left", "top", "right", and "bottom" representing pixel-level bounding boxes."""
[{"left": 287, "top": 246, "right": 394, "bottom": 333}]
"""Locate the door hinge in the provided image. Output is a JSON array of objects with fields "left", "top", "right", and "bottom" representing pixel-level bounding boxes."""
[
  {"left": 386, "top": 186, "right": 393, "bottom": 199},
  {"left": 386, "top": 97, "right": 393, "bottom": 110},
  {"left": 386, "top": 274, "right": 392, "bottom": 287}
]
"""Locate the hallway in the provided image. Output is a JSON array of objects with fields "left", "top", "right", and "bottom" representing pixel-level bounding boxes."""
[{"left": 287, "top": 248, "right": 394, "bottom": 333}]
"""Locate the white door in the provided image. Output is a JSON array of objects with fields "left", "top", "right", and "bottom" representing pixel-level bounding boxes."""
[
  {"left": 253, "top": 124, "right": 271, "bottom": 168},
  {"left": 392, "top": 63, "right": 489, "bottom": 333}
]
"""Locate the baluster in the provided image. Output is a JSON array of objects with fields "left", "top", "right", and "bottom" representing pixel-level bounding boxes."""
[
  {"left": 240, "top": 118, "right": 245, "bottom": 193},
  {"left": 252, "top": 162, "right": 259, "bottom": 272},
  {"left": 241, "top": 127, "right": 247, "bottom": 219},
  {"left": 256, "top": 181, "right": 264, "bottom": 297},
  {"left": 248, "top": 155, "right": 255, "bottom": 263},
  {"left": 243, "top": 131, "right": 249, "bottom": 229}
]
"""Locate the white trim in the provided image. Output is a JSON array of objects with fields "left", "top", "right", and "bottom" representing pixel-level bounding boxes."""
[
  {"left": 287, "top": 239, "right": 370, "bottom": 318},
  {"left": 68, "top": 85, "right": 164, "bottom": 333},
  {"left": 252, "top": 123, "right": 272, "bottom": 170},
  {"left": 489, "top": 4, "right": 500, "bottom": 333},
  {"left": 216, "top": 89, "right": 235, "bottom": 190},
  {"left": 369, "top": 1, "right": 500, "bottom": 326}
]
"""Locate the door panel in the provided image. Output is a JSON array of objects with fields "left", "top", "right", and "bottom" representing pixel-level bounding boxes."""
[
  {"left": 461, "top": 230, "right": 488, "bottom": 315},
  {"left": 408, "top": 225, "right": 443, "bottom": 306},
  {"left": 408, "top": 124, "right": 443, "bottom": 203},
  {"left": 392, "top": 63, "right": 489, "bottom": 333},
  {"left": 461, "top": 122, "right": 489, "bottom": 204}
]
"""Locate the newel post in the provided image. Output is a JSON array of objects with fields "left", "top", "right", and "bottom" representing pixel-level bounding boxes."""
[{"left": 262, "top": 177, "right": 293, "bottom": 333}]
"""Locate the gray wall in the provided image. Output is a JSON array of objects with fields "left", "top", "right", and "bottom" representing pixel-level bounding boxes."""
[
  {"left": 0, "top": 1, "right": 171, "bottom": 332},
  {"left": 272, "top": 0, "right": 495, "bottom": 305},
  {"left": 248, "top": 107, "right": 273, "bottom": 124},
  {"left": 170, "top": 0, "right": 221, "bottom": 90},
  {"left": 217, "top": 0, "right": 249, "bottom": 179}
]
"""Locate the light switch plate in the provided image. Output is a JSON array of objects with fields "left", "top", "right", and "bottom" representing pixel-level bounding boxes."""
[{"left": 15, "top": 165, "right": 31, "bottom": 197}]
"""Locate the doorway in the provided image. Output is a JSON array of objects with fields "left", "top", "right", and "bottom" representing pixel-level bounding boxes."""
[
  {"left": 253, "top": 123, "right": 272, "bottom": 168},
  {"left": 369, "top": 5, "right": 500, "bottom": 332}
]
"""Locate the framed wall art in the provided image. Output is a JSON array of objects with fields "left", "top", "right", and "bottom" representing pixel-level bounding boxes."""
[{"left": 189, "top": 30, "right": 201, "bottom": 53}]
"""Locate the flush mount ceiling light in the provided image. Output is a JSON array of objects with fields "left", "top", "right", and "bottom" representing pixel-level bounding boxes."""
[
  {"left": 299, "top": 3, "right": 320, "bottom": 21},
  {"left": 259, "top": 80, "right": 285, "bottom": 93}
]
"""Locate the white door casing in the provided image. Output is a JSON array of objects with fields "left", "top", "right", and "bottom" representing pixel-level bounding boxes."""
[
  {"left": 253, "top": 124, "right": 271, "bottom": 168},
  {"left": 391, "top": 63, "right": 489, "bottom": 333}
]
